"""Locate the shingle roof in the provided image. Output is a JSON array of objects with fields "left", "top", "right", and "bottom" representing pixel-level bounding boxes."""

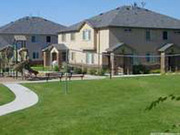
[
  {"left": 0, "top": 16, "right": 66, "bottom": 35},
  {"left": 106, "top": 42, "right": 124, "bottom": 52},
  {"left": 60, "top": 6, "right": 180, "bottom": 33},
  {"left": 158, "top": 43, "right": 174, "bottom": 52},
  {"left": 42, "top": 44, "right": 68, "bottom": 52}
]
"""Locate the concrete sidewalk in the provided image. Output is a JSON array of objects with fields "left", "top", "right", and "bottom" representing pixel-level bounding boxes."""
[{"left": 0, "top": 83, "right": 39, "bottom": 116}]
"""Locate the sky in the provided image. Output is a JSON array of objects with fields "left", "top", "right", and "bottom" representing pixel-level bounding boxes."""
[{"left": 0, "top": 0, "right": 180, "bottom": 27}]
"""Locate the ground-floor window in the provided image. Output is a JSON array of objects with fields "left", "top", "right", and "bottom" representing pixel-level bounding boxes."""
[
  {"left": 71, "top": 52, "right": 75, "bottom": 61},
  {"left": 86, "top": 52, "right": 94, "bottom": 64},
  {"left": 146, "top": 53, "right": 158, "bottom": 63},
  {"left": 33, "top": 52, "right": 39, "bottom": 59},
  {"left": 62, "top": 52, "right": 66, "bottom": 62}
]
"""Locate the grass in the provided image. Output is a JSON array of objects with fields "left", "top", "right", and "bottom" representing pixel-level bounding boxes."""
[
  {"left": 1, "top": 75, "right": 180, "bottom": 134},
  {"left": 32, "top": 66, "right": 52, "bottom": 71},
  {"left": 0, "top": 85, "right": 15, "bottom": 105}
]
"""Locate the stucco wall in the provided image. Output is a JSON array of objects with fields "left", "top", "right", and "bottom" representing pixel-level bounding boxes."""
[
  {"left": 0, "top": 34, "right": 58, "bottom": 61},
  {"left": 109, "top": 27, "right": 180, "bottom": 55},
  {"left": 58, "top": 23, "right": 110, "bottom": 67},
  {"left": 58, "top": 25, "right": 180, "bottom": 67}
]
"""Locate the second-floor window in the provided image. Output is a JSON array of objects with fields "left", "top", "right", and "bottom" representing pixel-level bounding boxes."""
[
  {"left": 71, "top": 33, "right": 76, "bottom": 41},
  {"left": 46, "top": 36, "right": 51, "bottom": 43},
  {"left": 83, "top": 30, "right": 91, "bottom": 41},
  {"left": 62, "top": 34, "right": 66, "bottom": 42},
  {"left": 163, "top": 31, "right": 168, "bottom": 40},
  {"left": 31, "top": 36, "right": 37, "bottom": 43},
  {"left": 146, "top": 30, "right": 151, "bottom": 41}
]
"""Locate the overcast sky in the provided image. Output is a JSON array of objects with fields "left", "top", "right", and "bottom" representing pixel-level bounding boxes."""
[{"left": 0, "top": 0, "right": 180, "bottom": 27}]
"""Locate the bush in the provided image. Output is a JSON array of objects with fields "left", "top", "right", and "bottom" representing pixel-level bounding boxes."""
[
  {"left": 54, "top": 65, "right": 59, "bottom": 72},
  {"left": 97, "top": 68, "right": 106, "bottom": 76},
  {"left": 74, "top": 67, "right": 82, "bottom": 74},
  {"left": 82, "top": 67, "right": 87, "bottom": 74},
  {"left": 133, "top": 65, "right": 150, "bottom": 74},
  {"left": 88, "top": 68, "right": 97, "bottom": 75},
  {"left": 61, "top": 62, "right": 71, "bottom": 73},
  {"left": 150, "top": 69, "right": 161, "bottom": 74}
]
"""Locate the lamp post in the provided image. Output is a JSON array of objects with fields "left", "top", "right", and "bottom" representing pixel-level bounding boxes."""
[{"left": 64, "top": 48, "right": 69, "bottom": 94}]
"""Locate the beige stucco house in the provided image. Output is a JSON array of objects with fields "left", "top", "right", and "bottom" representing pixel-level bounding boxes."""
[{"left": 43, "top": 6, "right": 180, "bottom": 74}]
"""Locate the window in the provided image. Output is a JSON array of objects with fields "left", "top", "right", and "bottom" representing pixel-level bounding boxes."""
[
  {"left": 33, "top": 52, "right": 39, "bottom": 59},
  {"left": 146, "top": 53, "right": 150, "bottom": 62},
  {"left": 31, "top": 36, "right": 37, "bottom": 43},
  {"left": 62, "top": 52, "right": 66, "bottom": 62},
  {"left": 146, "top": 30, "right": 151, "bottom": 41},
  {"left": 71, "top": 52, "right": 75, "bottom": 61},
  {"left": 174, "top": 31, "right": 180, "bottom": 34},
  {"left": 71, "top": 33, "right": 75, "bottom": 41},
  {"left": 124, "top": 28, "right": 132, "bottom": 32},
  {"left": 46, "top": 36, "right": 51, "bottom": 43},
  {"left": 62, "top": 34, "right": 66, "bottom": 42},
  {"left": 86, "top": 52, "right": 94, "bottom": 64},
  {"left": 83, "top": 30, "right": 91, "bottom": 41},
  {"left": 163, "top": 31, "right": 168, "bottom": 40}
]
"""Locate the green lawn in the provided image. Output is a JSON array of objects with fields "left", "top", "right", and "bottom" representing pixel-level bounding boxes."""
[
  {"left": 0, "top": 85, "right": 15, "bottom": 105},
  {"left": 32, "top": 66, "right": 52, "bottom": 71},
  {"left": 1, "top": 75, "right": 180, "bottom": 135}
]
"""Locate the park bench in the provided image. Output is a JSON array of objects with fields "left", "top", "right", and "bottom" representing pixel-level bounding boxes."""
[
  {"left": 45, "top": 72, "right": 64, "bottom": 82},
  {"left": 68, "top": 73, "right": 85, "bottom": 80}
]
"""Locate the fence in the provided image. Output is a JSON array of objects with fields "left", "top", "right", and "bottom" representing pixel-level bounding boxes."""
[{"left": 42, "top": 48, "right": 180, "bottom": 75}]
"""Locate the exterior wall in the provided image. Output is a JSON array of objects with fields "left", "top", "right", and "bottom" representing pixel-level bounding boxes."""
[
  {"left": 58, "top": 25, "right": 180, "bottom": 69},
  {"left": 109, "top": 27, "right": 180, "bottom": 55},
  {"left": 58, "top": 23, "right": 110, "bottom": 68},
  {"left": 0, "top": 34, "right": 58, "bottom": 62}
]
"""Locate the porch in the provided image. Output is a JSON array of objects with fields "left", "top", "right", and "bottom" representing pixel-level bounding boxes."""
[{"left": 42, "top": 44, "right": 68, "bottom": 67}]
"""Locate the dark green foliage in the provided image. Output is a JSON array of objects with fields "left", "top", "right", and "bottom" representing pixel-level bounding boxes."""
[
  {"left": 54, "top": 65, "right": 59, "bottom": 72},
  {"left": 97, "top": 68, "right": 106, "bottom": 76},
  {"left": 145, "top": 94, "right": 180, "bottom": 111},
  {"left": 133, "top": 65, "right": 150, "bottom": 74},
  {"left": 73, "top": 67, "right": 82, "bottom": 74},
  {"left": 88, "top": 68, "right": 97, "bottom": 75}
]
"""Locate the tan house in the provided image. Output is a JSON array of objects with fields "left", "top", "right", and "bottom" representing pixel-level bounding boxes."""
[
  {"left": 43, "top": 6, "right": 180, "bottom": 74},
  {"left": 0, "top": 16, "right": 66, "bottom": 65}
]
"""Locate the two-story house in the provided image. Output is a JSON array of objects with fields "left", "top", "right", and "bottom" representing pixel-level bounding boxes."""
[
  {"left": 43, "top": 6, "right": 180, "bottom": 74},
  {"left": 0, "top": 16, "right": 66, "bottom": 64}
]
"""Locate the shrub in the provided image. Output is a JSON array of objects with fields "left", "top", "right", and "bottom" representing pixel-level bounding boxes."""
[
  {"left": 61, "top": 62, "right": 71, "bottom": 73},
  {"left": 74, "top": 67, "right": 82, "bottom": 74},
  {"left": 54, "top": 65, "right": 59, "bottom": 72},
  {"left": 88, "top": 68, "right": 97, "bottom": 75},
  {"left": 97, "top": 68, "right": 106, "bottom": 76},
  {"left": 133, "top": 65, "right": 150, "bottom": 74},
  {"left": 82, "top": 67, "right": 87, "bottom": 74},
  {"left": 150, "top": 69, "right": 161, "bottom": 74}
]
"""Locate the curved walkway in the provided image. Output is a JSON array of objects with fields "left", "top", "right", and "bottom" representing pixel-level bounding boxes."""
[{"left": 0, "top": 83, "right": 38, "bottom": 116}]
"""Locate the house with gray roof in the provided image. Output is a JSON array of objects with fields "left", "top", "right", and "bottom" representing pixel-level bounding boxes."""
[
  {"left": 43, "top": 6, "right": 180, "bottom": 74},
  {"left": 0, "top": 16, "right": 66, "bottom": 64}
]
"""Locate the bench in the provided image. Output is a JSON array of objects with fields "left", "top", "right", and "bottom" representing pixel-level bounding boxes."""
[
  {"left": 45, "top": 72, "right": 64, "bottom": 82},
  {"left": 68, "top": 73, "right": 85, "bottom": 80}
]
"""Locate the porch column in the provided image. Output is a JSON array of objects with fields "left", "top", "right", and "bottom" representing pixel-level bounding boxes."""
[
  {"left": 110, "top": 53, "right": 115, "bottom": 76},
  {"left": 160, "top": 52, "right": 166, "bottom": 74},
  {"left": 43, "top": 51, "right": 47, "bottom": 67},
  {"left": 57, "top": 51, "right": 60, "bottom": 67}
]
